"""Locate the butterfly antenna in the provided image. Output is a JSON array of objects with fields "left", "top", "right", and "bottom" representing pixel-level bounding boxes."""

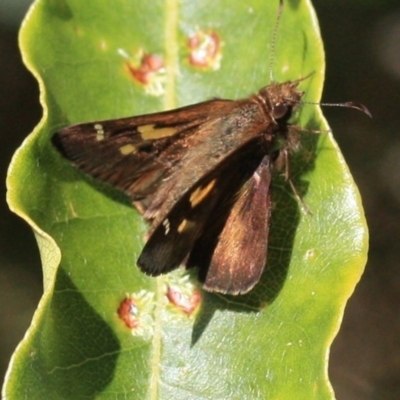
[
  {"left": 269, "top": 0, "right": 284, "bottom": 83},
  {"left": 291, "top": 99, "right": 372, "bottom": 118},
  {"left": 282, "top": 70, "right": 371, "bottom": 117},
  {"left": 319, "top": 101, "right": 371, "bottom": 117}
]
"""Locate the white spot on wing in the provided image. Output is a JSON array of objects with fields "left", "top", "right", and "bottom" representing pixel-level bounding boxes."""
[
  {"left": 162, "top": 219, "right": 170, "bottom": 235},
  {"left": 94, "top": 123, "right": 105, "bottom": 141}
]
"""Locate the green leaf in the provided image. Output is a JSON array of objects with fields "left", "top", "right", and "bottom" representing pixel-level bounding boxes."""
[{"left": 4, "top": 0, "right": 367, "bottom": 399}]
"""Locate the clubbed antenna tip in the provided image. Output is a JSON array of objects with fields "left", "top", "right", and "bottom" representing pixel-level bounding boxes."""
[
  {"left": 342, "top": 101, "right": 372, "bottom": 118},
  {"left": 316, "top": 100, "right": 372, "bottom": 118}
]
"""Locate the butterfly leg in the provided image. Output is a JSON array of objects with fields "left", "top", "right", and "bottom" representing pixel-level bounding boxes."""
[{"left": 277, "top": 146, "right": 312, "bottom": 215}]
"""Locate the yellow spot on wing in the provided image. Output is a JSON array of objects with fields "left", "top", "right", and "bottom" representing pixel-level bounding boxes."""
[
  {"left": 119, "top": 144, "right": 137, "bottom": 155},
  {"left": 138, "top": 124, "right": 177, "bottom": 140},
  {"left": 189, "top": 179, "right": 216, "bottom": 208},
  {"left": 178, "top": 219, "right": 194, "bottom": 233}
]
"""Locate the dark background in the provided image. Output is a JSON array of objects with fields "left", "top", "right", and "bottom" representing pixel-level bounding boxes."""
[{"left": 1, "top": 1, "right": 399, "bottom": 399}]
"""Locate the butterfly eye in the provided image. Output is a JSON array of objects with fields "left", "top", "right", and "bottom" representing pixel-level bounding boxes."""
[{"left": 272, "top": 103, "right": 289, "bottom": 120}]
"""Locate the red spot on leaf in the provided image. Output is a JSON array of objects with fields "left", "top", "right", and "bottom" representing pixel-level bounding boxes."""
[
  {"left": 166, "top": 286, "right": 201, "bottom": 316},
  {"left": 118, "top": 297, "right": 139, "bottom": 329},
  {"left": 126, "top": 53, "right": 164, "bottom": 85},
  {"left": 188, "top": 31, "right": 221, "bottom": 69}
]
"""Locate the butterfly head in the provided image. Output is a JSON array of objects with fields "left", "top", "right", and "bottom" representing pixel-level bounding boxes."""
[{"left": 258, "top": 81, "right": 304, "bottom": 123}]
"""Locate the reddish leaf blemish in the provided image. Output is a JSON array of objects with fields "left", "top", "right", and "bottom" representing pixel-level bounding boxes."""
[
  {"left": 187, "top": 30, "right": 221, "bottom": 70},
  {"left": 125, "top": 53, "right": 164, "bottom": 85},
  {"left": 117, "top": 297, "right": 139, "bottom": 329},
  {"left": 166, "top": 285, "right": 201, "bottom": 316}
]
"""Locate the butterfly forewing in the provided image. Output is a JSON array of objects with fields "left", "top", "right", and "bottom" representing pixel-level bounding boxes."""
[
  {"left": 53, "top": 97, "right": 272, "bottom": 218},
  {"left": 53, "top": 99, "right": 237, "bottom": 205}
]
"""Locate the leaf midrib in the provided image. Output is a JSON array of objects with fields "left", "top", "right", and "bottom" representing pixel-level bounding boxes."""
[{"left": 149, "top": 0, "right": 180, "bottom": 399}]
